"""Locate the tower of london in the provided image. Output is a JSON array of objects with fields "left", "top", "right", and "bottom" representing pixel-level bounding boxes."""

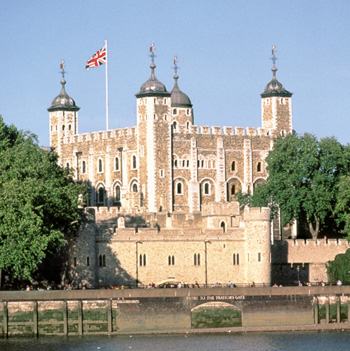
[{"left": 48, "top": 47, "right": 293, "bottom": 288}]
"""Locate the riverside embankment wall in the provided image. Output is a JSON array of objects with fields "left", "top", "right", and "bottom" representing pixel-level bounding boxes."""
[{"left": 1, "top": 286, "right": 350, "bottom": 336}]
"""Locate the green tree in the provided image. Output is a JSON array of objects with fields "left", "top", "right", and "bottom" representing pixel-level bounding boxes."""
[
  {"left": 327, "top": 249, "right": 350, "bottom": 284},
  {"left": 245, "top": 133, "right": 347, "bottom": 239},
  {"left": 335, "top": 175, "right": 350, "bottom": 239},
  {"left": 0, "top": 116, "right": 85, "bottom": 283}
]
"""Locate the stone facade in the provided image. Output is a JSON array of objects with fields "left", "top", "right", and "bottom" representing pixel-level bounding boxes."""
[{"left": 48, "top": 50, "right": 294, "bottom": 288}]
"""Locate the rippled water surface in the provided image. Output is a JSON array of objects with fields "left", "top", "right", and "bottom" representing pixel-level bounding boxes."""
[{"left": 1, "top": 332, "right": 350, "bottom": 351}]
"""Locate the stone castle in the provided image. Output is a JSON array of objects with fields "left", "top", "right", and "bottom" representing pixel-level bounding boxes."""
[{"left": 48, "top": 47, "right": 344, "bottom": 288}]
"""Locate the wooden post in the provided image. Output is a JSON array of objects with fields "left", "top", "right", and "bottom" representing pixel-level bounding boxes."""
[
  {"left": 336, "top": 296, "right": 341, "bottom": 323},
  {"left": 107, "top": 299, "right": 113, "bottom": 334},
  {"left": 314, "top": 298, "right": 319, "bottom": 324},
  {"left": 63, "top": 300, "right": 68, "bottom": 336},
  {"left": 325, "top": 299, "right": 330, "bottom": 324},
  {"left": 33, "top": 301, "right": 38, "bottom": 337},
  {"left": 2, "top": 301, "right": 8, "bottom": 338},
  {"left": 77, "top": 300, "right": 83, "bottom": 336}
]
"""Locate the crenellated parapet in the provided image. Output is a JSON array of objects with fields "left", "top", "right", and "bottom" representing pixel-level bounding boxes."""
[{"left": 62, "top": 127, "right": 137, "bottom": 145}]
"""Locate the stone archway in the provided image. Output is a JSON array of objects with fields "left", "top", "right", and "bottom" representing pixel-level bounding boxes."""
[{"left": 191, "top": 302, "right": 242, "bottom": 328}]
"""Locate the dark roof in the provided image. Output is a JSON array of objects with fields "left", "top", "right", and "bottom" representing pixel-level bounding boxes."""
[
  {"left": 170, "top": 76, "right": 192, "bottom": 108},
  {"left": 261, "top": 77, "right": 292, "bottom": 98},
  {"left": 48, "top": 79, "right": 79, "bottom": 112},
  {"left": 136, "top": 63, "right": 170, "bottom": 98}
]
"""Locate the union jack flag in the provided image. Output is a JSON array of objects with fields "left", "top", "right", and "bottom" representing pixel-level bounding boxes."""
[{"left": 85, "top": 45, "right": 107, "bottom": 69}]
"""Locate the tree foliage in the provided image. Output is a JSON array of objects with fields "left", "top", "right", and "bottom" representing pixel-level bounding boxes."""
[
  {"left": 242, "top": 133, "right": 349, "bottom": 239},
  {"left": 327, "top": 249, "right": 350, "bottom": 284},
  {"left": 0, "top": 116, "right": 85, "bottom": 282}
]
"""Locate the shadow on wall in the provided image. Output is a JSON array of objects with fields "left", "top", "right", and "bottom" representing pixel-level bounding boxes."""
[
  {"left": 271, "top": 241, "right": 309, "bottom": 285},
  {"left": 69, "top": 209, "right": 137, "bottom": 289}
]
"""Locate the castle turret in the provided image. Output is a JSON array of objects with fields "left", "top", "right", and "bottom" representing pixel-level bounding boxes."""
[
  {"left": 261, "top": 46, "right": 292, "bottom": 135},
  {"left": 170, "top": 56, "right": 193, "bottom": 129},
  {"left": 48, "top": 61, "right": 79, "bottom": 155},
  {"left": 136, "top": 44, "right": 172, "bottom": 213}
]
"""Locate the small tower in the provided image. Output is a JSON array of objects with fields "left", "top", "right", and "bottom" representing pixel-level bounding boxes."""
[
  {"left": 48, "top": 61, "right": 79, "bottom": 153},
  {"left": 170, "top": 56, "right": 193, "bottom": 129},
  {"left": 135, "top": 44, "right": 172, "bottom": 213},
  {"left": 261, "top": 46, "right": 293, "bottom": 135}
]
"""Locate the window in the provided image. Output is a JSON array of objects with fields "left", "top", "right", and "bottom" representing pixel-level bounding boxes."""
[
  {"left": 168, "top": 255, "right": 175, "bottom": 266},
  {"left": 139, "top": 254, "right": 146, "bottom": 266},
  {"left": 73, "top": 257, "right": 77, "bottom": 267},
  {"left": 231, "top": 161, "right": 236, "bottom": 171},
  {"left": 186, "top": 122, "right": 190, "bottom": 129},
  {"left": 62, "top": 125, "right": 65, "bottom": 131},
  {"left": 257, "top": 162, "right": 262, "bottom": 172},
  {"left": 176, "top": 181, "right": 183, "bottom": 195},
  {"left": 115, "top": 157, "right": 120, "bottom": 171},
  {"left": 220, "top": 221, "right": 226, "bottom": 233},
  {"left": 231, "top": 184, "right": 236, "bottom": 195},
  {"left": 203, "top": 182, "right": 210, "bottom": 195},
  {"left": 66, "top": 162, "right": 70, "bottom": 170},
  {"left": 115, "top": 185, "right": 121, "bottom": 202},
  {"left": 68, "top": 124, "right": 71, "bottom": 131},
  {"left": 194, "top": 253, "right": 201, "bottom": 266},
  {"left": 97, "top": 186, "right": 105, "bottom": 205},
  {"left": 186, "top": 160, "right": 190, "bottom": 167},
  {"left": 98, "top": 254, "right": 106, "bottom": 267},
  {"left": 86, "top": 257, "right": 90, "bottom": 266},
  {"left": 160, "top": 169, "right": 164, "bottom": 178},
  {"left": 233, "top": 253, "right": 240, "bottom": 265},
  {"left": 132, "top": 183, "right": 138, "bottom": 192},
  {"left": 132, "top": 155, "right": 137, "bottom": 169},
  {"left": 173, "top": 108, "right": 177, "bottom": 115},
  {"left": 258, "top": 252, "right": 261, "bottom": 262},
  {"left": 81, "top": 160, "right": 86, "bottom": 174},
  {"left": 173, "top": 121, "right": 177, "bottom": 130},
  {"left": 98, "top": 159, "right": 103, "bottom": 173},
  {"left": 174, "top": 159, "right": 178, "bottom": 167}
]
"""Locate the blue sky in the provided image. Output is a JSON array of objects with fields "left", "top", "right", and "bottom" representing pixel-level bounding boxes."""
[{"left": 1, "top": 0, "right": 350, "bottom": 146}]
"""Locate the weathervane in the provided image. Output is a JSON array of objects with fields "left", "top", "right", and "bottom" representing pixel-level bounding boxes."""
[
  {"left": 271, "top": 44, "right": 277, "bottom": 78},
  {"left": 149, "top": 42, "right": 156, "bottom": 65},
  {"left": 173, "top": 55, "right": 179, "bottom": 79},
  {"left": 59, "top": 59, "right": 66, "bottom": 80}
]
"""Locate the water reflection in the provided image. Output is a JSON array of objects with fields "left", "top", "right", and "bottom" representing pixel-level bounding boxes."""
[{"left": 1, "top": 332, "right": 350, "bottom": 351}]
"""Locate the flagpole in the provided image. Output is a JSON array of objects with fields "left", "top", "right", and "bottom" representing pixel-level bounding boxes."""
[{"left": 105, "top": 39, "right": 109, "bottom": 130}]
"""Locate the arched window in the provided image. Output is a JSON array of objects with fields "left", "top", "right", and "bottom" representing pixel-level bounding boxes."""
[
  {"left": 231, "top": 161, "right": 236, "bottom": 172},
  {"left": 115, "top": 157, "right": 119, "bottom": 171},
  {"left": 132, "top": 155, "right": 137, "bottom": 169},
  {"left": 132, "top": 183, "right": 138, "bottom": 192},
  {"left": 176, "top": 181, "right": 183, "bottom": 195},
  {"left": 220, "top": 221, "right": 226, "bottom": 233},
  {"left": 173, "top": 121, "right": 177, "bottom": 130},
  {"left": 257, "top": 162, "right": 262, "bottom": 172},
  {"left": 203, "top": 182, "right": 210, "bottom": 195},
  {"left": 82, "top": 160, "right": 86, "bottom": 174},
  {"left": 97, "top": 186, "right": 105, "bottom": 205},
  {"left": 173, "top": 108, "right": 177, "bottom": 115},
  {"left": 98, "top": 159, "right": 103, "bottom": 173},
  {"left": 66, "top": 162, "right": 70, "bottom": 170},
  {"left": 115, "top": 185, "right": 121, "bottom": 202}
]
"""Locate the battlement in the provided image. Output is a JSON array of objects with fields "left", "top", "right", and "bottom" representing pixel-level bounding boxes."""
[
  {"left": 280, "top": 238, "right": 350, "bottom": 248},
  {"left": 63, "top": 127, "right": 137, "bottom": 145},
  {"left": 243, "top": 206, "right": 270, "bottom": 221},
  {"left": 174, "top": 124, "right": 271, "bottom": 137}
]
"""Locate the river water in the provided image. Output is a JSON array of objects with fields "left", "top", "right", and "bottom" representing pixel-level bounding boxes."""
[{"left": 1, "top": 332, "right": 350, "bottom": 351}]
